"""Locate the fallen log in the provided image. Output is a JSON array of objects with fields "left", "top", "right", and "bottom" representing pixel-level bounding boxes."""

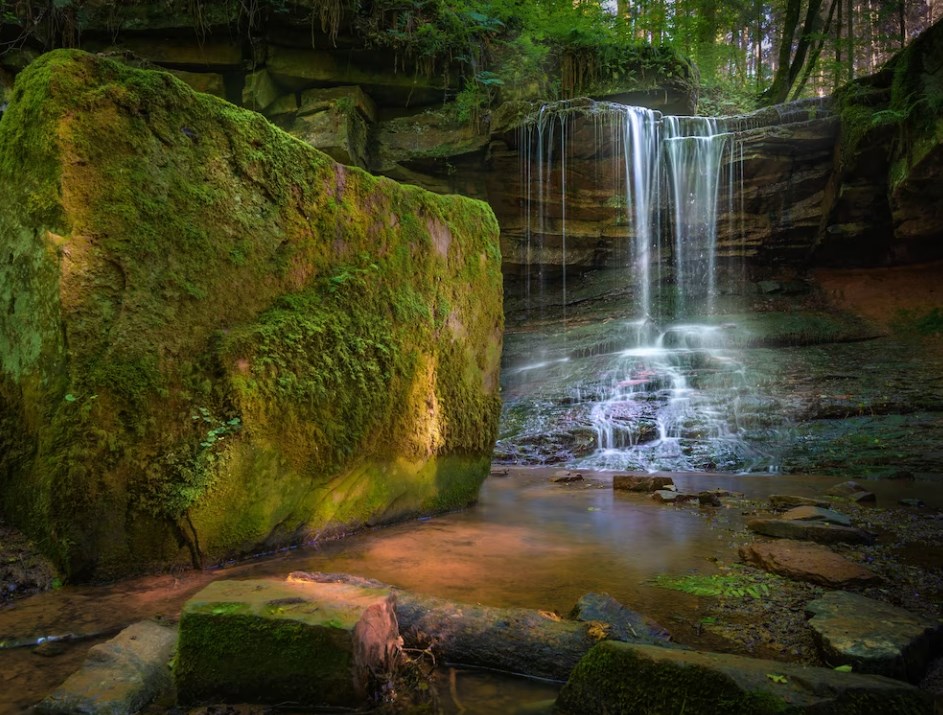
[{"left": 289, "top": 571, "right": 671, "bottom": 682}]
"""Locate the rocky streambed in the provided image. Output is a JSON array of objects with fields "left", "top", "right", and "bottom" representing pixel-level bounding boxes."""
[{"left": 2, "top": 468, "right": 942, "bottom": 713}]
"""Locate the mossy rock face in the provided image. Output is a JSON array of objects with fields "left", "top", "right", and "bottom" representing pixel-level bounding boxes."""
[
  {"left": 827, "top": 20, "right": 943, "bottom": 263},
  {"left": 557, "top": 641, "right": 933, "bottom": 714},
  {"left": 0, "top": 49, "right": 503, "bottom": 579}
]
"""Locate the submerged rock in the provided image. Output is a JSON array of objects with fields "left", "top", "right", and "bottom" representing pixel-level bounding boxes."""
[
  {"left": 556, "top": 640, "right": 932, "bottom": 714},
  {"left": 175, "top": 579, "right": 400, "bottom": 707},
  {"left": 38, "top": 621, "right": 177, "bottom": 715},
  {"left": 739, "top": 540, "right": 880, "bottom": 588},
  {"left": 806, "top": 591, "right": 943, "bottom": 683},
  {"left": 0, "top": 50, "right": 503, "bottom": 579}
]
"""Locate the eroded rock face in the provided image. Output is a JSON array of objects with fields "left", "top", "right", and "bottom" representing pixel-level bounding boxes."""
[{"left": 0, "top": 50, "right": 503, "bottom": 579}]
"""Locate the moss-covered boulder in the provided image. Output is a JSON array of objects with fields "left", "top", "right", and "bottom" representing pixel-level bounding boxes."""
[
  {"left": 0, "top": 49, "right": 503, "bottom": 579},
  {"left": 557, "top": 641, "right": 933, "bottom": 714},
  {"left": 175, "top": 579, "right": 399, "bottom": 707}
]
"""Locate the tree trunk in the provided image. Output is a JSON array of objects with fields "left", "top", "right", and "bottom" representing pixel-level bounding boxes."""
[
  {"left": 792, "top": 0, "right": 841, "bottom": 99},
  {"left": 290, "top": 572, "right": 672, "bottom": 682},
  {"left": 847, "top": 0, "right": 855, "bottom": 81}
]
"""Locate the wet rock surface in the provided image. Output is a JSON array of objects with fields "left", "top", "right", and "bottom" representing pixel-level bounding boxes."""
[
  {"left": 612, "top": 474, "right": 674, "bottom": 492},
  {"left": 806, "top": 591, "right": 943, "bottom": 682}
]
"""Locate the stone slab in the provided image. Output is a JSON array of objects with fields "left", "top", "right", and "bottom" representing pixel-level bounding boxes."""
[
  {"left": 739, "top": 540, "right": 880, "bottom": 587},
  {"left": 747, "top": 517, "right": 875, "bottom": 545},
  {"left": 38, "top": 621, "right": 177, "bottom": 715},
  {"left": 780, "top": 505, "right": 853, "bottom": 526},
  {"left": 806, "top": 591, "right": 943, "bottom": 682},
  {"left": 175, "top": 578, "right": 399, "bottom": 707},
  {"left": 557, "top": 640, "right": 932, "bottom": 714}
]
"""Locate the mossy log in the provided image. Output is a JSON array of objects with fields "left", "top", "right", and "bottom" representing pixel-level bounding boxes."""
[{"left": 289, "top": 571, "right": 671, "bottom": 682}]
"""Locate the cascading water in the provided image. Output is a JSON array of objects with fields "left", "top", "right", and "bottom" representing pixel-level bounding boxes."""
[{"left": 503, "top": 100, "right": 772, "bottom": 473}]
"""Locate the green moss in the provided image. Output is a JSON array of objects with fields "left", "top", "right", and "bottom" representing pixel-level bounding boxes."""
[
  {"left": 557, "top": 642, "right": 788, "bottom": 715},
  {"left": 176, "top": 611, "right": 356, "bottom": 705},
  {"left": 0, "top": 50, "right": 502, "bottom": 578}
]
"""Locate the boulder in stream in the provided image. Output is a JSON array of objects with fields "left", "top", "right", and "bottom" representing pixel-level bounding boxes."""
[
  {"left": 826, "top": 480, "right": 877, "bottom": 503},
  {"left": 175, "top": 579, "right": 400, "bottom": 707},
  {"left": 769, "top": 494, "right": 831, "bottom": 509},
  {"left": 38, "top": 620, "right": 177, "bottom": 715}
]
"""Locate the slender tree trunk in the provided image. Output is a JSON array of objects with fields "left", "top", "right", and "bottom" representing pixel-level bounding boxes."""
[
  {"left": 835, "top": 0, "right": 844, "bottom": 90},
  {"left": 792, "top": 0, "right": 841, "bottom": 99},
  {"left": 899, "top": 0, "right": 906, "bottom": 46},
  {"left": 846, "top": 0, "right": 854, "bottom": 81}
]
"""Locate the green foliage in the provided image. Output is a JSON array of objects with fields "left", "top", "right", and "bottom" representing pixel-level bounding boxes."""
[{"left": 652, "top": 567, "right": 778, "bottom": 599}]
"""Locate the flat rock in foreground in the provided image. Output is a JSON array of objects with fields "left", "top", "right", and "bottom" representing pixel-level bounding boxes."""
[
  {"left": 175, "top": 579, "right": 399, "bottom": 707},
  {"left": 747, "top": 517, "right": 875, "bottom": 544},
  {"left": 806, "top": 591, "right": 943, "bottom": 682},
  {"left": 38, "top": 621, "right": 177, "bottom": 715},
  {"left": 739, "top": 540, "right": 880, "bottom": 588},
  {"left": 557, "top": 640, "right": 933, "bottom": 714}
]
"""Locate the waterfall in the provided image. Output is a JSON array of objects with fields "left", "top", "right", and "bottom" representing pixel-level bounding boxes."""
[
  {"left": 519, "top": 101, "right": 736, "bottom": 322},
  {"left": 509, "top": 100, "right": 766, "bottom": 472},
  {"left": 663, "top": 116, "right": 730, "bottom": 316}
]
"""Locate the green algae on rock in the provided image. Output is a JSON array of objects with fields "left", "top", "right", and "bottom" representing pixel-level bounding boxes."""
[{"left": 0, "top": 49, "right": 503, "bottom": 580}]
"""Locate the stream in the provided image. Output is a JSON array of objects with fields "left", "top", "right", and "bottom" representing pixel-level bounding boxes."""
[{"left": 2, "top": 468, "right": 941, "bottom": 713}]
